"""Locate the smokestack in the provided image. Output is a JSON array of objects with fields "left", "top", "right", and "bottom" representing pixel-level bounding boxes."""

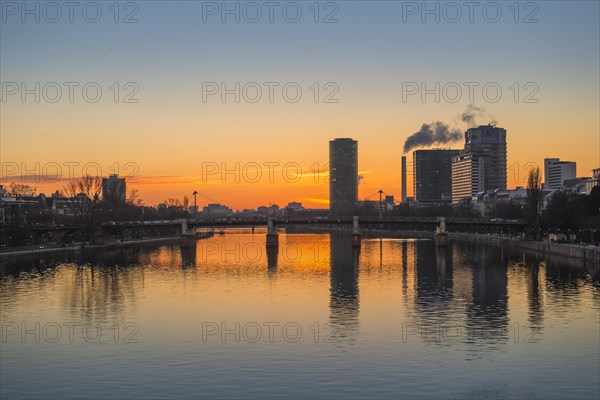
[
  {"left": 402, "top": 105, "right": 496, "bottom": 153},
  {"left": 401, "top": 156, "right": 407, "bottom": 203}
]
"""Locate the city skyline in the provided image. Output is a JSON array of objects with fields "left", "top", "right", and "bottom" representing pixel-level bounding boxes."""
[
  {"left": 1, "top": 100, "right": 597, "bottom": 208},
  {"left": 4, "top": 124, "right": 598, "bottom": 214},
  {"left": 2, "top": 1, "right": 599, "bottom": 208}
]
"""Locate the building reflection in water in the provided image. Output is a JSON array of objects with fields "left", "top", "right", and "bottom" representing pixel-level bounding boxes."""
[
  {"left": 464, "top": 244, "right": 509, "bottom": 350},
  {"left": 401, "top": 240, "right": 416, "bottom": 306},
  {"left": 413, "top": 241, "right": 453, "bottom": 324},
  {"left": 521, "top": 254, "right": 545, "bottom": 329},
  {"left": 329, "top": 233, "right": 360, "bottom": 344},
  {"left": 469, "top": 245, "right": 508, "bottom": 316},
  {"left": 401, "top": 240, "right": 408, "bottom": 289},
  {"left": 402, "top": 241, "right": 510, "bottom": 349},
  {"left": 267, "top": 246, "right": 278, "bottom": 277},
  {"left": 180, "top": 245, "right": 197, "bottom": 269}
]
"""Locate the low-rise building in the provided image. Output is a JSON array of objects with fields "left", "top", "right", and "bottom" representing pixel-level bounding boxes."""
[
  {"left": 202, "top": 203, "right": 233, "bottom": 217},
  {"left": 584, "top": 168, "right": 600, "bottom": 194},
  {"left": 257, "top": 204, "right": 280, "bottom": 217}
]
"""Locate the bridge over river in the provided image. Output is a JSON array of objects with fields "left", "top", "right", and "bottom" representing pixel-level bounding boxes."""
[
  {"left": 19, "top": 217, "right": 526, "bottom": 246},
  {"left": 96, "top": 217, "right": 527, "bottom": 237}
]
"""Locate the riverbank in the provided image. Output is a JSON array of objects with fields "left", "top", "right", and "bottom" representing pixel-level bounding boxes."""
[
  {"left": 0, "top": 236, "right": 181, "bottom": 258},
  {"left": 448, "top": 232, "right": 600, "bottom": 264},
  {"left": 3, "top": 229, "right": 599, "bottom": 264}
]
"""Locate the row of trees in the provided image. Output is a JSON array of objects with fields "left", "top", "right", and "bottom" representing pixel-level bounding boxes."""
[
  {"left": 61, "top": 177, "right": 198, "bottom": 233},
  {"left": 542, "top": 188, "right": 600, "bottom": 233},
  {"left": 3, "top": 177, "right": 195, "bottom": 243},
  {"left": 526, "top": 167, "right": 600, "bottom": 240}
]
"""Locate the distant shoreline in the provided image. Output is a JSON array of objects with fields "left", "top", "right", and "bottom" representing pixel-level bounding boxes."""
[{"left": 0, "top": 236, "right": 181, "bottom": 258}]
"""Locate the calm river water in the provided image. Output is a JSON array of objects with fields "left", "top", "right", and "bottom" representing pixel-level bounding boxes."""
[{"left": 1, "top": 230, "right": 599, "bottom": 399}]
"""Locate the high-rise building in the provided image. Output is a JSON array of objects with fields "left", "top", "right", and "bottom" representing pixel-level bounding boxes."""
[
  {"left": 413, "top": 149, "right": 459, "bottom": 204},
  {"left": 329, "top": 138, "right": 358, "bottom": 215},
  {"left": 452, "top": 124, "right": 507, "bottom": 202},
  {"left": 544, "top": 158, "right": 576, "bottom": 190},
  {"left": 451, "top": 153, "right": 485, "bottom": 203},
  {"left": 463, "top": 124, "right": 507, "bottom": 191},
  {"left": 102, "top": 174, "right": 126, "bottom": 204}
]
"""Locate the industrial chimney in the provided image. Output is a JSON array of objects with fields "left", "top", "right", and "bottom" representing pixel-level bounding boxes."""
[{"left": 401, "top": 156, "right": 407, "bottom": 203}]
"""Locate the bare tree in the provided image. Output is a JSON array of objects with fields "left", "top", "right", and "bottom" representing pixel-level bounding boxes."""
[
  {"left": 62, "top": 176, "right": 103, "bottom": 242},
  {"left": 127, "top": 189, "right": 143, "bottom": 207},
  {"left": 526, "top": 167, "right": 542, "bottom": 240},
  {"left": 164, "top": 198, "right": 181, "bottom": 219},
  {"left": 8, "top": 183, "right": 35, "bottom": 196},
  {"left": 164, "top": 198, "right": 180, "bottom": 207}
]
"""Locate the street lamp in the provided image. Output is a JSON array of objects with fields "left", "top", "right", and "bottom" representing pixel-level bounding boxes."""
[
  {"left": 378, "top": 190, "right": 384, "bottom": 220},
  {"left": 192, "top": 191, "right": 198, "bottom": 216}
]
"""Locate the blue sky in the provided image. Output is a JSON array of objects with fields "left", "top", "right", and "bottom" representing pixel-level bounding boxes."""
[
  {"left": 2, "top": 1, "right": 599, "bottom": 86},
  {"left": 1, "top": 1, "right": 599, "bottom": 205}
]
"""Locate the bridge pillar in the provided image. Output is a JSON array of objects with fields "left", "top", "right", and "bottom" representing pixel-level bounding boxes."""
[
  {"left": 182, "top": 219, "right": 189, "bottom": 235},
  {"left": 266, "top": 217, "right": 279, "bottom": 248},
  {"left": 267, "top": 246, "right": 278, "bottom": 273},
  {"left": 435, "top": 217, "right": 449, "bottom": 247},
  {"left": 351, "top": 216, "right": 361, "bottom": 248},
  {"left": 437, "top": 217, "right": 446, "bottom": 232}
]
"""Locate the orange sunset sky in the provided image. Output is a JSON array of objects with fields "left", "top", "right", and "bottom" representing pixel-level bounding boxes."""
[{"left": 2, "top": 99, "right": 598, "bottom": 209}]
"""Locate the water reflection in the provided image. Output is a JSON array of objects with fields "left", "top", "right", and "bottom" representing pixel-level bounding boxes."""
[
  {"left": 267, "top": 246, "right": 278, "bottom": 277},
  {"left": 524, "top": 257, "right": 545, "bottom": 329},
  {"left": 399, "top": 241, "right": 512, "bottom": 350},
  {"left": 1, "top": 234, "right": 599, "bottom": 399},
  {"left": 465, "top": 245, "right": 509, "bottom": 350},
  {"left": 469, "top": 246, "right": 508, "bottom": 318},
  {"left": 180, "top": 245, "right": 197, "bottom": 269},
  {"left": 63, "top": 264, "right": 140, "bottom": 324},
  {"left": 415, "top": 242, "right": 453, "bottom": 313},
  {"left": 401, "top": 241, "right": 410, "bottom": 303},
  {"left": 0, "top": 248, "right": 145, "bottom": 325},
  {"left": 329, "top": 233, "right": 360, "bottom": 344}
]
